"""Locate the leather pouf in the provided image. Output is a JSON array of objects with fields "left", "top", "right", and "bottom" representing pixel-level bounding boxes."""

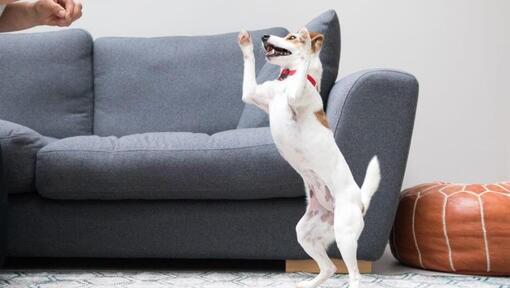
[{"left": 390, "top": 182, "right": 510, "bottom": 275}]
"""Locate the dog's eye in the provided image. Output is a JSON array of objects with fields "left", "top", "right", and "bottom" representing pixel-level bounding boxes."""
[{"left": 287, "top": 35, "right": 296, "bottom": 40}]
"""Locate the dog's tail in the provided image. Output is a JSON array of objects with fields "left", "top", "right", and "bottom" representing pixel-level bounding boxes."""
[{"left": 360, "top": 156, "right": 381, "bottom": 215}]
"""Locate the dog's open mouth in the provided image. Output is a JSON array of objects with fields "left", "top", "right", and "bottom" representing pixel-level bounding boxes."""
[{"left": 264, "top": 43, "right": 291, "bottom": 57}]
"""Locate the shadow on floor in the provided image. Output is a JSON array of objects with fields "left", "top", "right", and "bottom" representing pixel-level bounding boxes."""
[{"left": 3, "top": 258, "right": 283, "bottom": 272}]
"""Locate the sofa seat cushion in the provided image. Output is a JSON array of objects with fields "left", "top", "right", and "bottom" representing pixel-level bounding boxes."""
[{"left": 36, "top": 128, "right": 303, "bottom": 200}]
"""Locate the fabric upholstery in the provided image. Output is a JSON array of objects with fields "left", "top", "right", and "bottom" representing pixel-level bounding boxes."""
[
  {"left": 0, "top": 144, "right": 6, "bottom": 265},
  {"left": 237, "top": 10, "right": 341, "bottom": 128},
  {"left": 36, "top": 128, "right": 303, "bottom": 200},
  {"left": 0, "top": 120, "right": 56, "bottom": 194},
  {"left": 93, "top": 28, "right": 287, "bottom": 137},
  {"left": 326, "top": 69, "right": 419, "bottom": 257},
  {"left": 9, "top": 193, "right": 384, "bottom": 261},
  {"left": 0, "top": 29, "right": 94, "bottom": 138}
]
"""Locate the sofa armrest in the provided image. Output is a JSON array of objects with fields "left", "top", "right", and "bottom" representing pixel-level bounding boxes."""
[
  {"left": 326, "top": 69, "right": 418, "bottom": 259},
  {"left": 0, "top": 141, "right": 6, "bottom": 266},
  {"left": 0, "top": 119, "right": 55, "bottom": 194}
]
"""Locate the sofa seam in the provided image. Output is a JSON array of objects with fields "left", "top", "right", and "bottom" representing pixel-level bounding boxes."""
[
  {"left": 39, "top": 182, "right": 304, "bottom": 195},
  {"left": 90, "top": 36, "right": 96, "bottom": 135},
  {"left": 0, "top": 133, "right": 41, "bottom": 140},
  {"left": 38, "top": 143, "right": 276, "bottom": 154}
]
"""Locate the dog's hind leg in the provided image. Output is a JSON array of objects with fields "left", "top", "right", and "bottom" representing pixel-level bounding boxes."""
[
  {"left": 333, "top": 193, "right": 365, "bottom": 288},
  {"left": 295, "top": 190, "right": 336, "bottom": 288}
]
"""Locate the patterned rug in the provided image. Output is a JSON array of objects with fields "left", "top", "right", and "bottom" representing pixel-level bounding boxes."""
[{"left": 1, "top": 271, "right": 509, "bottom": 288}]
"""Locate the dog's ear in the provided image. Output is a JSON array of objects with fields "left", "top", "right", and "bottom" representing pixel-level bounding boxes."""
[
  {"left": 309, "top": 32, "right": 324, "bottom": 53},
  {"left": 297, "top": 27, "right": 311, "bottom": 42}
]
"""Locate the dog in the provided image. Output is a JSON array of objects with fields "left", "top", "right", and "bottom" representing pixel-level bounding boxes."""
[{"left": 238, "top": 28, "right": 381, "bottom": 288}]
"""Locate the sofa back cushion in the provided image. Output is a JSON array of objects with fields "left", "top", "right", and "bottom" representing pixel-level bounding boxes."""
[
  {"left": 0, "top": 29, "right": 94, "bottom": 138},
  {"left": 93, "top": 27, "right": 288, "bottom": 137}
]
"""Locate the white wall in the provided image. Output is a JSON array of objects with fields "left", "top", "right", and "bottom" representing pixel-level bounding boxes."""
[{"left": 25, "top": 0, "right": 510, "bottom": 189}]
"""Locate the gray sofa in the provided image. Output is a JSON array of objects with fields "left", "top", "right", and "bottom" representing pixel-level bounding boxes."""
[{"left": 0, "top": 10, "right": 418, "bottom": 263}]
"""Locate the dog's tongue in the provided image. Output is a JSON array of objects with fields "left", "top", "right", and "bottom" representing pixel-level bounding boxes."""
[{"left": 265, "top": 45, "right": 275, "bottom": 55}]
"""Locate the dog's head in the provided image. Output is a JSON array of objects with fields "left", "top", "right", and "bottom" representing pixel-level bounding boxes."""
[{"left": 261, "top": 27, "right": 324, "bottom": 67}]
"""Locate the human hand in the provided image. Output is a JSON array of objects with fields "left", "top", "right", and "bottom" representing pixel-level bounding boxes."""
[{"left": 31, "top": 0, "right": 82, "bottom": 27}]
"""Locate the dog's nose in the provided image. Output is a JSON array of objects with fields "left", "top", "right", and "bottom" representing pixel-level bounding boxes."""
[{"left": 261, "top": 35, "right": 270, "bottom": 42}]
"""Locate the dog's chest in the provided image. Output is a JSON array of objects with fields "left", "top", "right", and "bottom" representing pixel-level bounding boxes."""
[{"left": 268, "top": 95, "right": 311, "bottom": 164}]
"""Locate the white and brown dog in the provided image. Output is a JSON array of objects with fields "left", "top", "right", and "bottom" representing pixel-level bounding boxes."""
[{"left": 238, "top": 28, "right": 381, "bottom": 288}]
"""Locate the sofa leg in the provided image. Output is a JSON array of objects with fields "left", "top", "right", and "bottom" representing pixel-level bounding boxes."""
[{"left": 285, "top": 259, "right": 372, "bottom": 274}]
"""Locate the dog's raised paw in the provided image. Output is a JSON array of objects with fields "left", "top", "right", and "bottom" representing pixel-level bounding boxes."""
[{"left": 238, "top": 30, "right": 252, "bottom": 46}]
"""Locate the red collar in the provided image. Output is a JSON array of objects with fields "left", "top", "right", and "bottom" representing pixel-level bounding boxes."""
[{"left": 278, "top": 69, "right": 318, "bottom": 89}]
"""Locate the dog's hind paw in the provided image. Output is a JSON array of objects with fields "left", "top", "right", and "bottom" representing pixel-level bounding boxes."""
[
  {"left": 348, "top": 279, "right": 360, "bottom": 288},
  {"left": 296, "top": 280, "right": 317, "bottom": 288}
]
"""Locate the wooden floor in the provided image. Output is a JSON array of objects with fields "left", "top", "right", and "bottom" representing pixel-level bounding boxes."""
[{"left": 285, "top": 259, "right": 372, "bottom": 274}]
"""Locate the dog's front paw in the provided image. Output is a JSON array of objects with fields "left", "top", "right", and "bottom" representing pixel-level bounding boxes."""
[
  {"left": 238, "top": 30, "right": 252, "bottom": 47},
  {"left": 238, "top": 30, "right": 254, "bottom": 59}
]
